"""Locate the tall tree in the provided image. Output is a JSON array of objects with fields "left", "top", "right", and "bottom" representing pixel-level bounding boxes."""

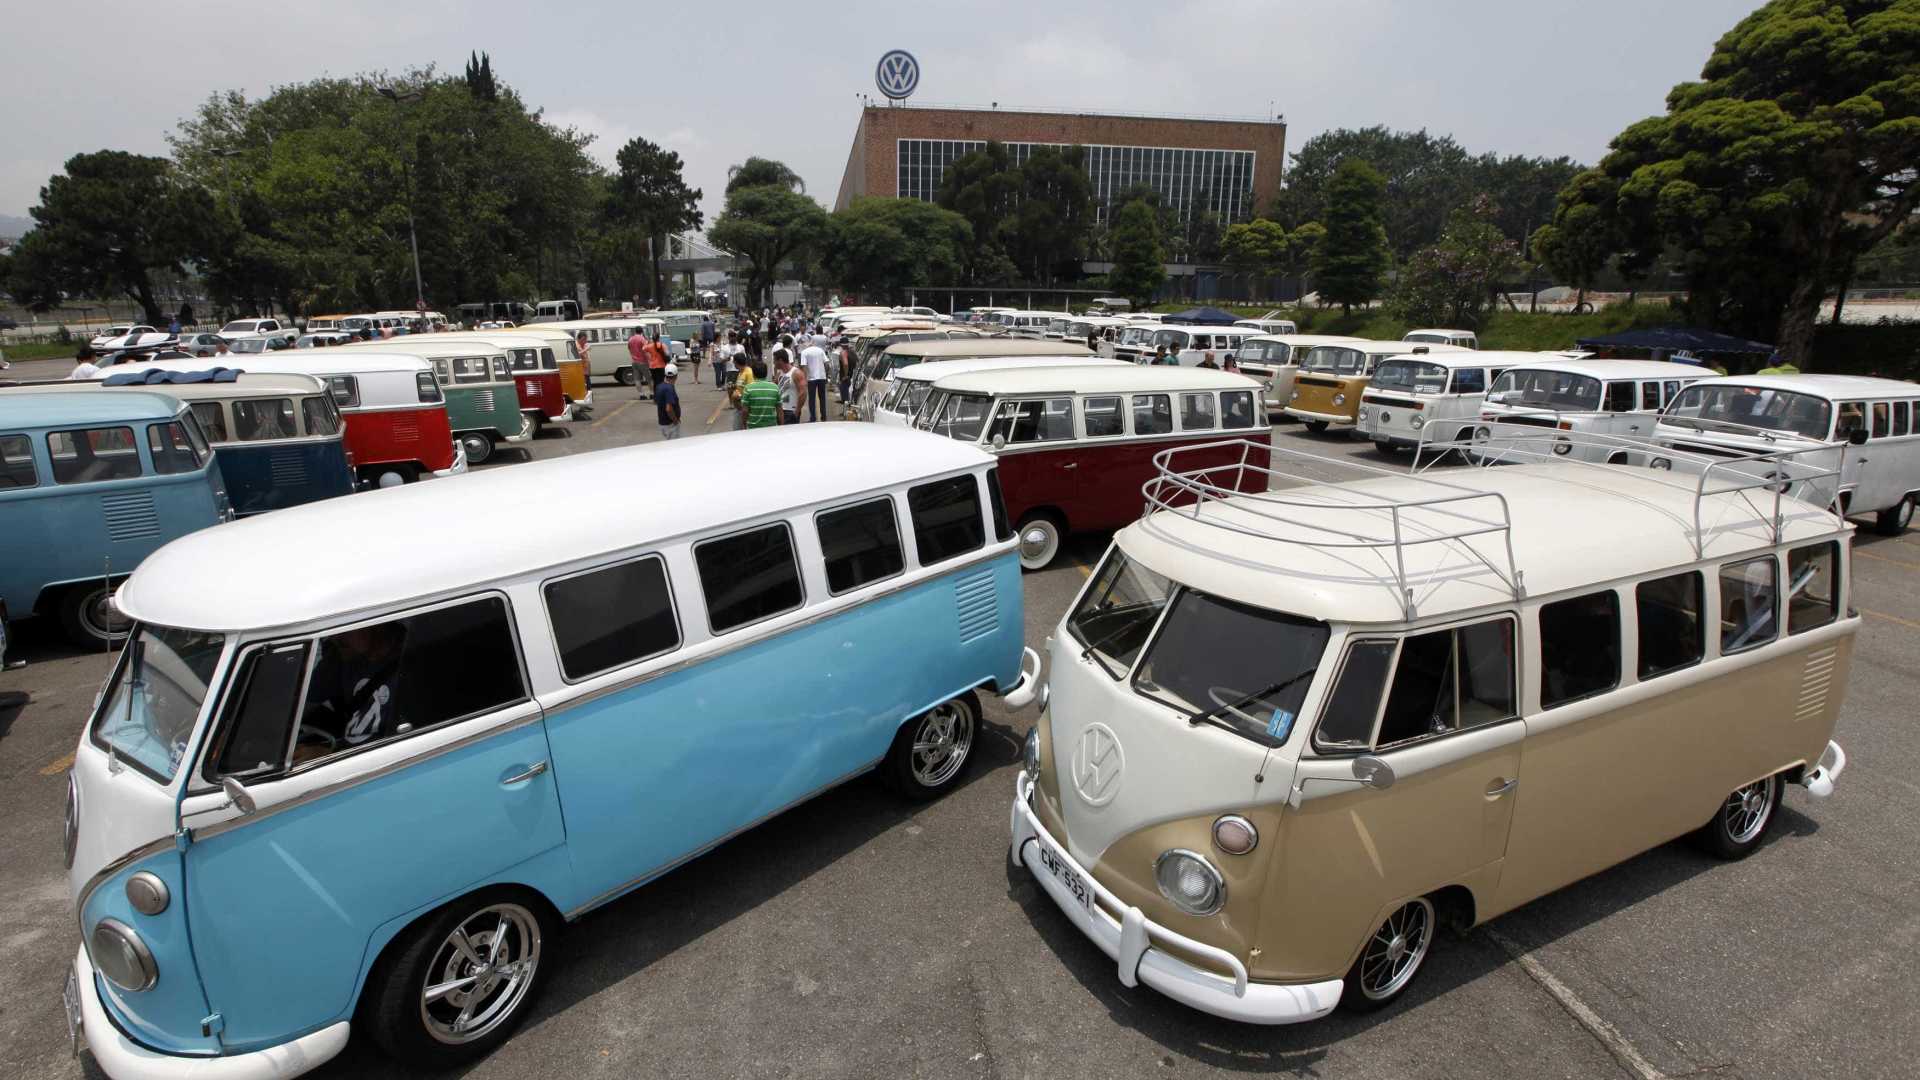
[
  {"left": 1108, "top": 198, "right": 1166, "bottom": 306},
  {"left": 1276, "top": 127, "right": 1475, "bottom": 255},
  {"left": 935, "top": 141, "right": 1021, "bottom": 282},
  {"left": 611, "top": 137, "right": 703, "bottom": 304},
  {"left": 464, "top": 51, "right": 498, "bottom": 102},
  {"left": 1388, "top": 197, "right": 1523, "bottom": 331},
  {"left": 1529, "top": 169, "right": 1623, "bottom": 310},
  {"left": 1008, "top": 146, "right": 1094, "bottom": 285},
  {"left": 819, "top": 197, "right": 971, "bottom": 300},
  {"left": 6, "top": 150, "right": 213, "bottom": 323},
  {"left": 710, "top": 159, "right": 828, "bottom": 306},
  {"left": 1312, "top": 159, "right": 1391, "bottom": 313},
  {"left": 1221, "top": 218, "right": 1291, "bottom": 280},
  {"left": 726, "top": 157, "right": 805, "bottom": 194}
]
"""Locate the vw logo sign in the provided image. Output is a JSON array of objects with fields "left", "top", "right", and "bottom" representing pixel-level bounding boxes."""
[
  {"left": 1071, "top": 723, "right": 1124, "bottom": 807},
  {"left": 875, "top": 49, "right": 920, "bottom": 100}
]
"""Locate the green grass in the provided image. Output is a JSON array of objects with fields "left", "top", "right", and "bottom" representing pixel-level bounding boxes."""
[{"left": 0, "top": 342, "right": 77, "bottom": 361}]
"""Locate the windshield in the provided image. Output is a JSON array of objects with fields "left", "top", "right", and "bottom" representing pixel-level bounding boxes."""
[
  {"left": 1237, "top": 340, "right": 1289, "bottom": 364},
  {"left": 926, "top": 392, "right": 993, "bottom": 442},
  {"left": 229, "top": 337, "right": 267, "bottom": 353},
  {"left": 1303, "top": 346, "right": 1365, "bottom": 374},
  {"left": 1134, "top": 590, "right": 1330, "bottom": 746},
  {"left": 1371, "top": 359, "right": 1450, "bottom": 394},
  {"left": 1664, "top": 384, "right": 1834, "bottom": 441},
  {"left": 1068, "top": 549, "right": 1174, "bottom": 678},
  {"left": 220, "top": 322, "right": 256, "bottom": 334},
  {"left": 1488, "top": 369, "right": 1602, "bottom": 411},
  {"left": 89, "top": 625, "right": 227, "bottom": 782},
  {"left": 1152, "top": 329, "right": 1190, "bottom": 349}
]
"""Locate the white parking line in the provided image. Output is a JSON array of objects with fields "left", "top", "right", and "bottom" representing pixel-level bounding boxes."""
[{"left": 1484, "top": 927, "right": 1667, "bottom": 1080}]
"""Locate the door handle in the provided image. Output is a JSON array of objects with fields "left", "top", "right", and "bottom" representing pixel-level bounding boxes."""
[
  {"left": 1485, "top": 777, "right": 1518, "bottom": 798},
  {"left": 502, "top": 761, "right": 549, "bottom": 785},
  {"left": 1062, "top": 462, "right": 1077, "bottom": 469}
]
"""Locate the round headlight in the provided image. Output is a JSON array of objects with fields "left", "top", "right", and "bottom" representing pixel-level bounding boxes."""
[
  {"left": 1212, "top": 815, "right": 1258, "bottom": 856},
  {"left": 1650, "top": 456, "right": 1673, "bottom": 471},
  {"left": 1552, "top": 436, "right": 1573, "bottom": 456},
  {"left": 91, "top": 918, "right": 157, "bottom": 992},
  {"left": 63, "top": 772, "right": 79, "bottom": 870},
  {"left": 1411, "top": 414, "right": 1426, "bottom": 430},
  {"left": 1153, "top": 849, "right": 1226, "bottom": 916},
  {"left": 1022, "top": 728, "right": 1042, "bottom": 781},
  {"left": 1333, "top": 393, "right": 1347, "bottom": 406}
]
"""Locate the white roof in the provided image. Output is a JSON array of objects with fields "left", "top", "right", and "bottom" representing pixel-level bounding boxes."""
[
  {"left": 1496, "top": 358, "right": 1710, "bottom": 380},
  {"left": 1377, "top": 350, "right": 1545, "bottom": 370},
  {"left": 117, "top": 425, "right": 995, "bottom": 633},
  {"left": 1243, "top": 334, "right": 1368, "bottom": 349},
  {"left": 115, "top": 353, "right": 432, "bottom": 378},
  {"left": 883, "top": 339, "right": 1090, "bottom": 359},
  {"left": 1679, "top": 373, "right": 1919, "bottom": 399},
  {"left": 932, "top": 366, "right": 1261, "bottom": 396},
  {"left": 344, "top": 340, "right": 506, "bottom": 358},
  {"left": 891, "top": 355, "right": 1128, "bottom": 384},
  {"left": 1120, "top": 461, "right": 1845, "bottom": 626},
  {"left": 1311, "top": 340, "right": 1472, "bottom": 357},
  {"left": 1404, "top": 328, "right": 1475, "bottom": 338}
]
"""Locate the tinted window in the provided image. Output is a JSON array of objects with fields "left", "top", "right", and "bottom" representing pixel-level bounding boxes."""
[
  {"left": 233, "top": 398, "right": 298, "bottom": 440},
  {"left": 1605, "top": 382, "right": 1636, "bottom": 412},
  {"left": 0, "top": 434, "right": 36, "bottom": 489},
  {"left": 817, "top": 497, "right": 904, "bottom": 595},
  {"left": 147, "top": 422, "right": 203, "bottom": 474},
  {"left": 450, "top": 356, "right": 491, "bottom": 383},
  {"left": 1871, "top": 402, "right": 1890, "bottom": 438},
  {"left": 291, "top": 596, "right": 525, "bottom": 767},
  {"left": 1083, "top": 395, "right": 1123, "bottom": 437},
  {"left": 190, "top": 402, "right": 229, "bottom": 442},
  {"left": 326, "top": 375, "right": 361, "bottom": 408},
  {"left": 1451, "top": 368, "right": 1486, "bottom": 395},
  {"left": 208, "top": 643, "right": 310, "bottom": 778},
  {"left": 1316, "top": 641, "right": 1395, "bottom": 750},
  {"left": 415, "top": 372, "right": 441, "bottom": 403},
  {"left": 1222, "top": 390, "right": 1257, "bottom": 429},
  {"left": 1539, "top": 590, "right": 1621, "bottom": 709},
  {"left": 909, "top": 475, "right": 985, "bottom": 565},
  {"left": 1636, "top": 572, "right": 1703, "bottom": 679},
  {"left": 985, "top": 467, "right": 1012, "bottom": 541},
  {"left": 49, "top": 426, "right": 141, "bottom": 484},
  {"left": 1894, "top": 401, "right": 1911, "bottom": 436},
  {"left": 544, "top": 556, "right": 680, "bottom": 680},
  {"left": 1835, "top": 402, "right": 1866, "bottom": 440},
  {"left": 1787, "top": 543, "right": 1838, "bottom": 634},
  {"left": 1640, "top": 382, "right": 1660, "bottom": 410},
  {"left": 302, "top": 396, "right": 340, "bottom": 435},
  {"left": 1180, "top": 393, "right": 1217, "bottom": 430},
  {"left": 1719, "top": 556, "right": 1778, "bottom": 653},
  {"left": 695, "top": 524, "right": 804, "bottom": 633},
  {"left": 987, "top": 398, "right": 1074, "bottom": 443},
  {"left": 1132, "top": 394, "right": 1172, "bottom": 435},
  {"left": 1373, "top": 619, "right": 1515, "bottom": 748}
]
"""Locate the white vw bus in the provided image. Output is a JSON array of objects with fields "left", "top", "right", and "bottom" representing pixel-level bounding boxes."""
[
  {"left": 1150, "top": 325, "right": 1260, "bottom": 367},
  {"left": 64, "top": 425, "right": 1039, "bottom": 1079},
  {"left": 1012, "top": 440, "right": 1852, "bottom": 1024},
  {"left": 869, "top": 355, "right": 1127, "bottom": 428},
  {"left": 1403, "top": 328, "right": 1477, "bottom": 350},
  {"left": 1356, "top": 351, "right": 1525, "bottom": 453},
  {"left": 1651, "top": 373, "right": 1920, "bottom": 535},
  {"left": 1234, "top": 335, "right": 1367, "bottom": 417},
  {"left": 1474, "top": 358, "right": 1708, "bottom": 463}
]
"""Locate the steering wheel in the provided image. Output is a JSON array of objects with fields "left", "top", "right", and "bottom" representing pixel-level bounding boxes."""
[
  {"left": 1207, "top": 685, "right": 1250, "bottom": 710},
  {"left": 296, "top": 725, "right": 338, "bottom": 750}
]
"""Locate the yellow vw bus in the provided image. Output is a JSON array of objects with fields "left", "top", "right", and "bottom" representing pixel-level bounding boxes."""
[{"left": 1285, "top": 342, "right": 1469, "bottom": 433}]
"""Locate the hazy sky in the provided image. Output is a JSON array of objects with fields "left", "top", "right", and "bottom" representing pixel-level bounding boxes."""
[{"left": 1, "top": 0, "right": 1761, "bottom": 229}]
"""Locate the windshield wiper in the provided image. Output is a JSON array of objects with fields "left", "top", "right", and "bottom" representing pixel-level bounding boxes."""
[
  {"left": 1185, "top": 666, "right": 1318, "bottom": 731},
  {"left": 1077, "top": 615, "right": 1153, "bottom": 666}
]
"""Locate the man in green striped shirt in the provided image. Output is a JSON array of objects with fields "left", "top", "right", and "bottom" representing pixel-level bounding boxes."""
[{"left": 741, "top": 368, "right": 783, "bottom": 428}]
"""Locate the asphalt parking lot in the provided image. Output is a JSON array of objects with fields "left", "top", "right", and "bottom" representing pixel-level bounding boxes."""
[{"left": 3, "top": 364, "right": 1917, "bottom": 1079}]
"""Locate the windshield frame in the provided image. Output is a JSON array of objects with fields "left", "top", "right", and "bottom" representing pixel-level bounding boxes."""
[
  {"left": 1662, "top": 384, "right": 1835, "bottom": 441},
  {"left": 1129, "top": 585, "right": 1331, "bottom": 749},
  {"left": 88, "top": 623, "right": 229, "bottom": 784},
  {"left": 1487, "top": 368, "right": 1603, "bottom": 412},
  {"left": 1302, "top": 346, "right": 1366, "bottom": 375},
  {"left": 1370, "top": 359, "right": 1451, "bottom": 395}
]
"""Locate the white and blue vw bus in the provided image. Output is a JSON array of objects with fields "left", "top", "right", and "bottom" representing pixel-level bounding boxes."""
[{"left": 63, "top": 424, "right": 1038, "bottom": 1078}]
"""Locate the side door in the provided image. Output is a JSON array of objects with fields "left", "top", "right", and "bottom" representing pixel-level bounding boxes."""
[
  {"left": 987, "top": 396, "right": 1079, "bottom": 523},
  {"left": 1282, "top": 617, "right": 1523, "bottom": 967},
  {"left": 1073, "top": 394, "right": 1133, "bottom": 523},
  {"left": 175, "top": 595, "right": 564, "bottom": 1049},
  {"left": 1852, "top": 401, "right": 1903, "bottom": 510}
]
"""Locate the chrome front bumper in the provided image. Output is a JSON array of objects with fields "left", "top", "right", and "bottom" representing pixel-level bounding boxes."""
[
  {"left": 1009, "top": 774, "right": 1344, "bottom": 1024},
  {"left": 1799, "top": 740, "right": 1847, "bottom": 798},
  {"left": 70, "top": 946, "right": 349, "bottom": 1080},
  {"left": 1281, "top": 407, "right": 1354, "bottom": 426}
]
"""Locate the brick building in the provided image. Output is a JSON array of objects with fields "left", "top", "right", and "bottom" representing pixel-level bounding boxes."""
[{"left": 834, "top": 104, "right": 1286, "bottom": 225}]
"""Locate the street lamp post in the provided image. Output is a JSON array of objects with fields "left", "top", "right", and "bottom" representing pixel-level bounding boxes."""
[{"left": 376, "top": 86, "right": 427, "bottom": 311}]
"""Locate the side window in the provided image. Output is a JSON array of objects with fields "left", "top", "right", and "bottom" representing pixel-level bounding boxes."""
[
  {"left": 1180, "top": 392, "right": 1217, "bottom": 430},
  {"left": 415, "top": 372, "right": 441, "bottom": 403},
  {"left": 985, "top": 467, "right": 1013, "bottom": 542},
  {"left": 1787, "top": 542, "right": 1838, "bottom": 634},
  {"left": 0, "top": 433, "right": 37, "bottom": 489},
  {"left": 987, "top": 398, "right": 1074, "bottom": 443},
  {"left": 301, "top": 396, "right": 340, "bottom": 435},
  {"left": 233, "top": 399, "right": 298, "bottom": 441},
  {"left": 908, "top": 475, "right": 985, "bottom": 565},
  {"left": 49, "top": 426, "right": 142, "bottom": 484},
  {"left": 1719, "top": 556, "right": 1778, "bottom": 653},
  {"left": 206, "top": 642, "right": 311, "bottom": 779},
  {"left": 1663, "top": 380, "right": 1681, "bottom": 404},
  {"left": 147, "top": 422, "right": 203, "bottom": 474},
  {"left": 544, "top": 555, "right": 680, "bottom": 681},
  {"left": 1451, "top": 368, "right": 1486, "bottom": 395},
  {"left": 1894, "top": 401, "right": 1911, "bottom": 437},
  {"left": 816, "top": 497, "right": 905, "bottom": 595},
  {"left": 1605, "top": 381, "right": 1636, "bottom": 412},
  {"left": 1083, "top": 395, "right": 1123, "bottom": 437},
  {"left": 327, "top": 375, "right": 362, "bottom": 408},
  {"left": 290, "top": 596, "right": 526, "bottom": 768},
  {"left": 190, "top": 402, "right": 229, "bottom": 442},
  {"left": 695, "top": 523, "right": 804, "bottom": 634},
  {"left": 1373, "top": 619, "right": 1516, "bottom": 748},
  {"left": 1132, "top": 394, "right": 1172, "bottom": 435},
  {"left": 1314, "top": 640, "right": 1395, "bottom": 751},
  {"left": 1835, "top": 401, "right": 1866, "bottom": 440},
  {"left": 1636, "top": 571, "right": 1703, "bottom": 679},
  {"left": 1641, "top": 382, "right": 1661, "bottom": 410},
  {"left": 1539, "top": 590, "right": 1621, "bottom": 709},
  {"left": 1871, "top": 402, "right": 1889, "bottom": 439},
  {"left": 1221, "top": 390, "right": 1257, "bottom": 429}
]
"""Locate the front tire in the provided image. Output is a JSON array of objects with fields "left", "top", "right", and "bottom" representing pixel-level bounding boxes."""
[
  {"left": 881, "top": 692, "right": 979, "bottom": 801},
  {"left": 1694, "top": 773, "right": 1781, "bottom": 860},
  {"left": 1874, "top": 496, "right": 1914, "bottom": 536},
  {"left": 1340, "top": 896, "right": 1436, "bottom": 1013},
  {"left": 59, "top": 583, "right": 131, "bottom": 649},
  {"left": 1305, "top": 420, "right": 1330, "bottom": 434},
  {"left": 460, "top": 432, "right": 496, "bottom": 465},
  {"left": 1015, "top": 513, "right": 1064, "bottom": 571},
  {"left": 1373, "top": 438, "right": 1397, "bottom": 454},
  {"left": 362, "top": 891, "right": 554, "bottom": 1068}
]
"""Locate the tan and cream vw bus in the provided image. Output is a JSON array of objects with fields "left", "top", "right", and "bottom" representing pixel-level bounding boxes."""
[
  {"left": 1285, "top": 341, "right": 1469, "bottom": 432},
  {"left": 1012, "top": 441, "right": 1852, "bottom": 1023}
]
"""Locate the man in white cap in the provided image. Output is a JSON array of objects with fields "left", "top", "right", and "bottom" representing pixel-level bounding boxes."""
[{"left": 655, "top": 363, "right": 682, "bottom": 440}]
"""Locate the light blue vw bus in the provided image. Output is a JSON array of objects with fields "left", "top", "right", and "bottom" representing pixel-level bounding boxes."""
[
  {"left": 0, "top": 390, "right": 230, "bottom": 647},
  {"left": 62, "top": 423, "right": 1038, "bottom": 1078}
]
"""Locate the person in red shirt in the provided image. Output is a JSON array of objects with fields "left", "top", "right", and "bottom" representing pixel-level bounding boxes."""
[
  {"left": 626, "top": 329, "right": 650, "bottom": 400},
  {"left": 646, "top": 332, "right": 670, "bottom": 399}
]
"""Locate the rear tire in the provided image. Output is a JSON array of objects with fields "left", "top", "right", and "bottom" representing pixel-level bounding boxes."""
[
  {"left": 460, "top": 432, "right": 496, "bottom": 466},
  {"left": 361, "top": 889, "right": 555, "bottom": 1069},
  {"left": 1694, "top": 773, "right": 1781, "bottom": 860},
  {"left": 1340, "top": 896, "right": 1436, "bottom": 1013},
  {"left": 1015, "top": 513, "right": 1064, "bottom": 571},
  {"left": 615, "top": 367, "right": 636, "bottom": 386},
  {"left": 1305, "top": 420, "right": 1329, "bottom": 434},
  {"left": 59, "top": 583, "right": 131, "bottom": 649},
  {"left": 881, "top": 692, "right": 980, "bottom": 801},
  {"left": 1874, "top": 496, "right": 1914, "bottom": 536},
  {"left": 1373, "top": 438, "right": 1397, "bottom": 454}
]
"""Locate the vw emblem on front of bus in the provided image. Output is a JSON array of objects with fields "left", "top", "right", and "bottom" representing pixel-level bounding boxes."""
[{"left": 875, "top": 50, "right": 920, "bottom": 100}]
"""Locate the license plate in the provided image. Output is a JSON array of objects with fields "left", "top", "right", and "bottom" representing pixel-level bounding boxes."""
[
  {"left": 1035, "top": 841, "right": 1093, "bottom": 913},
  {"left": 62, "top": 967, "right": 83, "bottom": 1056}
]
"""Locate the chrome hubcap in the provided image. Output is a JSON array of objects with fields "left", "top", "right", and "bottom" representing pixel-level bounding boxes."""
[
  {"left": 84, "top": 591, "right": 131, "bottom": 638},
  {"left": 910, "top": 702, "right": 973, "bottom": 787},
  {"left": 1360, "top": 898, "right": 1432, "bottom": 1001},
  {"left": 1017, "top": 522, "right": 1056, "bottom": 563},
  {"left": 1723, "top": 777, "right": 1774, "bottom": 844},
  {"left": 420, "top": 903, "right": 541, "bottom": 1045}
]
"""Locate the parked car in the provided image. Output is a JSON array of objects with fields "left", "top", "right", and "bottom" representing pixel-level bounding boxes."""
[
  {"left": 868, "top": 355, "right": 1128, "bottom": 428},
  {"left": 1473, "top": 358, "right": 1709, "bottom": 463},
  {"left": 90, "top": 325, "right": 153, "bottom": 350},
  {"left": 218, "top": 318, "right": 285, "bottom": 340},
  {"left": 175, "top": 333, "right": 228, "bottom": 357},
  {"left": 1013, "top": 439, "right": 1852, "bottom": 1023},
  {"left": 63, "top": 423, "right": 1037, "bottom": 1077},
  {"left": 1285, "top": 341, "right": 1471, "bottom": 433},
  {"left": 0, "top": 315, "right": 20, "bottom": 331},
  {"left": 295, "top": 332, "right": 355, "bottom": 349},
  {"left": 1356, "top": 350, "right": 1530, "bottom": 454}
]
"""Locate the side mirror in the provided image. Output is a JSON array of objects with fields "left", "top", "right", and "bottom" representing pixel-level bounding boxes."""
[
  {"left": 220, "top": 776, "right": 257, "bottom": 816},
  {"left": 991, "top": 433, "right": 1007, "bottom": 450},
  {"left": 1352, "top": 754, "right": 1396, "bottom": 790},
  {"left": 1848, "top": 427, "right": 1869, "bottom": 446}
]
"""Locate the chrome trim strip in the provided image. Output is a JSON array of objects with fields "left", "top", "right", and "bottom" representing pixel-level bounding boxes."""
[
  {"left": 75, "top": 836, "right": 177, "bottom": 934},
  {"left": 564, "top": 759, "right": 880, "bottom": 920}
]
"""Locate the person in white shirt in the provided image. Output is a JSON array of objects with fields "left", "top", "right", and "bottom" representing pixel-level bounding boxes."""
[
  {"left": 799, "top": 339, "right": 829, "bottom": 421},
  {"left": 67, "top": 347, "right": 103, "bottom": 380}
]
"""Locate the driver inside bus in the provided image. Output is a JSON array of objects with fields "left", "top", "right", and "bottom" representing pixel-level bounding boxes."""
[{"left": 295, "top": 622, "right": 408, "bottom": 762}]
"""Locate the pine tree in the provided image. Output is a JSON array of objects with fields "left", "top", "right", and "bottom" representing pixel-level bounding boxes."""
[
  {"left": 1312, "top": 159, "right": 1390, "bottom": 313},
  {"left": 465, "top": 51, "right": 498, "bottom": 103},
  {"left": 1108, "top": 199, "right": 1166, "bottom": 306}
]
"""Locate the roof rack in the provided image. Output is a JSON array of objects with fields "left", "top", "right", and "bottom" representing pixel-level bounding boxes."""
[
  {"left": 1139, "top": 438, "right": 1523, "bottom": 619},
  {"left": 1411, "top": 418, "right": 1845, "bottom": 557}
]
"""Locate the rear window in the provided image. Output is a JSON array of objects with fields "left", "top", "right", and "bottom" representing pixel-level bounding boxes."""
[
  {"left": 49, "top": 426, "right": 142, "bottom": 484},
  {"left": 1786, "top": 543, "right": 1838, "bottom": 634},
  {"left": 816, "top": 497, "right": 904, "bottom": 595},
  {"left": 908, "top": 475, "right": 984, "bottom": 565},
  {"left": 1719, "top": 556, "right": 1778, "bottom": 653}
]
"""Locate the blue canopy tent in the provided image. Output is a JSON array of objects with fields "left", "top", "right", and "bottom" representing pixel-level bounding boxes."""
[
  {"left": 1163, "top": 306, "right": 1242, "bottom": 326},
  {"left": 1573, "top": 326, "right": 1775, "bottom": 366}
]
